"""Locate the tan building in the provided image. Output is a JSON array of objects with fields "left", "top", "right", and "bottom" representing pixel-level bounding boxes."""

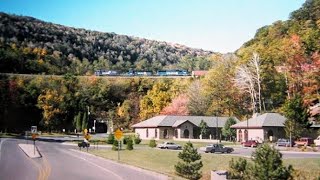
[
  {"left": 132, "top": 115, "right": 239, "bottom": 140},
  {"left": 231, "top": 113, "right": 287, "bottom": 143}
]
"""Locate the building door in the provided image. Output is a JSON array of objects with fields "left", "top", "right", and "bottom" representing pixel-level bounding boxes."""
[
  {"left": 163, "top": 129, "right": 168, "bottom": 139},
  {"left": 238, "top": 130, "right": 242, "bottom": 142},
  {"left": 183, "top": 129, "right": 189, "bottom": 138},
  {"left": 267, "top": 130, "right": 273, "bottom": 142}
]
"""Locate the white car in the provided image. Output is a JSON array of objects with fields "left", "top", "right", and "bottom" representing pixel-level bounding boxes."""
[
  {"left": 157, "top": 142, "right": 182, "bottom": 150},
  {"left": 314, "top": 136, "right": 320, "bottom": 146}
]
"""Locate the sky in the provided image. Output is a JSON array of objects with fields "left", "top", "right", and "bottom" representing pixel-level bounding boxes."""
[{"left": 0, "top": 0, "right": 305, "bottom": 53}]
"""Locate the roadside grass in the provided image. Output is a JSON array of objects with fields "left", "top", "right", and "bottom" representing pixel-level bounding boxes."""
[
  {"left": 284, "top": 158, "right": 320, "bottom": 179},
  {"left": 90, "top": 147, "right": 246, "bottom": 179},
  {"left": 0, "top": 133, "right": 20, "bottom": 138},
  {"left": 89, "top": 147, "right": 320, "bottom": 180}
]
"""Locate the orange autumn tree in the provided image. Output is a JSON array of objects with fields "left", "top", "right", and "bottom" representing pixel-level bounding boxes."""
[
  {"left": 160, "top": 94, "right": 189, "bottom": 115},
  {"left": 284, "top": 34, "right": 320, "bottom": 105}
]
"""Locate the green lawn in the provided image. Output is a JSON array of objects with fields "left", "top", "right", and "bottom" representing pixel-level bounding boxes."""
[{"left": 89, "top": 147, "right": 320, "bottom": 180}]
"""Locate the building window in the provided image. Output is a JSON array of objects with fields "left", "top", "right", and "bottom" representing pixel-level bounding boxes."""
[
  {"left": 155, "top": 129, "right": 157, "bottom": 138},
  {"left": 238, "top": 130, "right": 242, "bottom": 142},
  {"left": 174, "top": 129, "right": 178, "bottom": 138},
  {"left": 146, "top": 128, "right": 149, "bottom": 138}
]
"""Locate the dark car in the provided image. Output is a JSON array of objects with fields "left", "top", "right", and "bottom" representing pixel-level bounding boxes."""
[
  {"left": 78, "top": 141, "right": 90, "bottom": 148},
  {"left": 157, "top": 142, "right": 182, "bottom": 150},
  {"left": 204, "top": 144, "right": 234, "bottom": 153},
  {"left": 241, "top": 140, "right": 260, "bottom": 147},
  {"left": 276, "top": 138, "right": 294, "bottom": 147}
]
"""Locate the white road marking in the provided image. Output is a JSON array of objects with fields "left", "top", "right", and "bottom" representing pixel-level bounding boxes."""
[
  {"left": 0, "top": 138, "right": 8, "bottom": 161},
  {"left": 62, "top": 149, "right": 123, "bottom": 180}
]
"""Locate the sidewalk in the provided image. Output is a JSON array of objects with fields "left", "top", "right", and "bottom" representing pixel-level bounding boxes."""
[{"left": 18, "top": 144, "right": 41, "bottom": 158}]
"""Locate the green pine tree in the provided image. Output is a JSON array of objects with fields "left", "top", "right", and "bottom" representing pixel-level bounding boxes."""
[
  {"left": 175, "top": 142, "right": 203, "bottom": 180},
  {"left": 282, "top": 95, "right": 310, "bottom": 139},
  {"left": 251, "top": 144, "right": 293, "bottom": 179},
  {"left": 74, "top": 112, "right": 82, "bottom": 132},
  {"left": 222, "top": 117, "right": 237, "bottom": 141},
  {"left": 229, "top": 144, "right": 293, "bottom": 180},
  {"left": 82, "top": 111, "right": 88, "bottom": 131}
]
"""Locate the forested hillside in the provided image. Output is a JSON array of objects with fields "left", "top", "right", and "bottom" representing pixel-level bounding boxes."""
[
  {"left": 237, "top": 0, "right": 320, "bottom": 107},
  {"left": 0, "top": 12, "right": 213, "bottom": 75},
  {"left": 0, "top": 0, "right": 319, "bottom": 133}
]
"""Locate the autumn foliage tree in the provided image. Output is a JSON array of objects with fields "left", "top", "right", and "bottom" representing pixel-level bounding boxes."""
[{"left": 160, "top": 94, "right": 189, "bottom": 115}]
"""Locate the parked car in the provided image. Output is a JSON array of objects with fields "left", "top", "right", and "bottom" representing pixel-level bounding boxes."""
[
  {"left": 157, "top": 142, "right": 182, "bottom": 150},
  {"left": 294, "top": 137, "right": 314, "bottom": 146},
  {"left": 276, "top": 138, "right": 294, "bottom": 147},
  {"left": 241, "top": 140, "right": 260, "bottom": 147},
  {"left": 314, "top": 136, "right": 320, "bottom": 146},
  {"left": 204, "top": 144, "right": 234, "bottom": 153}
]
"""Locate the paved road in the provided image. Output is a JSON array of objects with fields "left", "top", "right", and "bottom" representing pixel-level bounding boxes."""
[
  {"left": 200, "top": 146, "right": 320, "bottom": 159},
  {"left": 0, "top": 138, "right": 38, "bottom": 180},
  {"left": 0, "top": 138, "right": 167, "bottom": 180}
]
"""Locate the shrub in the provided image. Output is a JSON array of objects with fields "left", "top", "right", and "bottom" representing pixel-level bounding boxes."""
[
  {"left": 123, "top": 136, "right": 130, "bottom": 144},
  {"left": 107, "top": 134, "right": 114, "bottom": 144},
  {"left": 126, "top": 138, "right": 134, "bottom": 150},
  {"left": 149, "top": 139, "right": 157, "bottom": 148},
  {"left": 134, "top": 134, "right": 142, "bottom": 144},
  {"left": 175, "top": 142, "right": 203, "bottom": 180},
  {"left": 112, "top": 140, "right": 119, "bottom": 151}
]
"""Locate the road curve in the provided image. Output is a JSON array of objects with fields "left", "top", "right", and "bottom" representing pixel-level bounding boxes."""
[{"left": 0, "top": 138, "right": 168, "bottom": 180}]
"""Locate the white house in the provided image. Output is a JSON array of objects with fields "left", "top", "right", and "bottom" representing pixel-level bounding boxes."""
[
  {"left": 231, "top": 113, "right": 287, "bottom": 143},
  {"left": 132, "top": 115, "right": 239, "bottom": 140}
]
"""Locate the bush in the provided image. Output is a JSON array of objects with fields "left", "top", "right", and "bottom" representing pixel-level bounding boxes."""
[
  {"left": 126, "top": 138, "right": 134, "bottom": 150},
  {"left": 149, "top": 139, "right": 157, "bottom": 148},
  {"left": 112, "top": 140, "right": 119, "bottom": 151},
  {"left": 134, "top": 134, "right": 142, "bottom": 144},
  {"left": 107, "top": 134, "right": 115, "bottom": 144},
  {"left": 123, "top": 136, "right": 130, "bottom": 144}
]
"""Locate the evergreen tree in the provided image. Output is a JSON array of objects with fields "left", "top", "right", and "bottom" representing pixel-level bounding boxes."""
[
  {"left": 251, "top": 144, "right": 293, "bottom": 179},
  {"left": 282, "top": 95, "right": 310, "bottom": 139},
  {"left": 222, "top": 117, "right": 237, "bottom": 141},
  {"left": 74, "top": 112, "right": 82, "bottom": 132},
  {"left": 229, "top": 144, "right": 293, "bottom": 180},
  {"left": 175, "top": 142, "right": 203, "bottom": 180},
  {"left": 229, "top": 158, "right": 250, "bottom": 180},
  {"left": 199, "top": 120, "right": 209, "bottom": 139}
]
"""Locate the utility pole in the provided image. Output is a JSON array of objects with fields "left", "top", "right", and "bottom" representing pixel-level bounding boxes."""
[{"left": 216, "top": 116, "right": 218, "bottom": 144}]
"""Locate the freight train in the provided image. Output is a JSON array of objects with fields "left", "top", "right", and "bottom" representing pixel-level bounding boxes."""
[{"left": 94, "top": 69, "right": 190, "bottom": 76}]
